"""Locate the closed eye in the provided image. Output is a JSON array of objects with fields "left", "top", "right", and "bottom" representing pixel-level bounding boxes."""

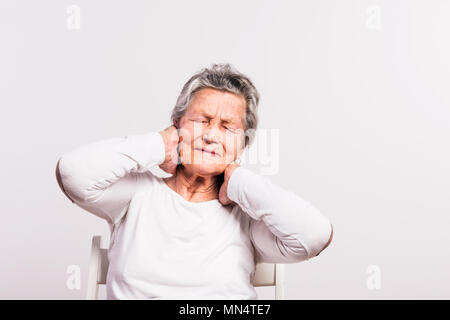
[{"left": 225, "top": 126, "right": 238, "bottom": 133}]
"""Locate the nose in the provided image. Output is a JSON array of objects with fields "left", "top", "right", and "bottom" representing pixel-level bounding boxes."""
[{"left": 203, "top": 123, "right": 220, "bottom": 145}]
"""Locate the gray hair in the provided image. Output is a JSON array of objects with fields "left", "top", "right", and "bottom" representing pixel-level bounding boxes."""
[{"left": 171, "top": 63, "right": 260, "bottom": 148}]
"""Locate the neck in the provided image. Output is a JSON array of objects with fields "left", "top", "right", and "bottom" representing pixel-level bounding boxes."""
[{"left": 165, "top": 165, "right": 220, "bottom": 202}]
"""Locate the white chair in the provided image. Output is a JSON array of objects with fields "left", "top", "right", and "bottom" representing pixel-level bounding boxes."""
[{"left": 87, "top": 235, "right": 285, "bottom": 300}]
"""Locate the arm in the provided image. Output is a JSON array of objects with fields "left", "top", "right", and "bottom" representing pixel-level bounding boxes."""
[
  {"left": 56, "top": 132, "right": 166, "bottom": 225},
  {"left": 227, "top": 166, "right": 333, "bottom": 263}
]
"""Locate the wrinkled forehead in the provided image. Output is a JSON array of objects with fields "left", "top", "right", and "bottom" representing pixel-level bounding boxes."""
[{"left": 186, "top": 89, "right": 246, "bottom": 126}]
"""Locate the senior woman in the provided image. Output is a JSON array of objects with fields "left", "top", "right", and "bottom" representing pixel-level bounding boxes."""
[{"left": 55, "top": 63, "right": 333, "bottom": 300}]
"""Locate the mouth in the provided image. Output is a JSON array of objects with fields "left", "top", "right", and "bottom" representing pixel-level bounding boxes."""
[{"left": 194, "top": 148, "right": 220, "bottom": 157}]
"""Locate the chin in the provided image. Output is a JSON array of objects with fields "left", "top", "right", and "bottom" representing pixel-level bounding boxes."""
[{"left": 182, "top": 163, "right": 225, "bottom": 177}]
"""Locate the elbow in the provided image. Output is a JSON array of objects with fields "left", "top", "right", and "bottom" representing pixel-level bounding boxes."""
[
  {"left": 311, "top": 223, "right": 333, "bottom": 258},
  {"left": 287, "top": 223, "right": 333, "bottom": 263},
  {"left": 55, "top": 156, "right": 85, "bottom": 203}
]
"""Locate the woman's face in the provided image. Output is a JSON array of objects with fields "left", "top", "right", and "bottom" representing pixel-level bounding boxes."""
[{"left": 177, "top": 87, "right": 247, "bottom": 176}]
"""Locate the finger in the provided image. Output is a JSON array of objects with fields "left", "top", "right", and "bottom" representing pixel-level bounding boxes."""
[{"left": 177, "top": 146, "right": 183, "bottom": 165}]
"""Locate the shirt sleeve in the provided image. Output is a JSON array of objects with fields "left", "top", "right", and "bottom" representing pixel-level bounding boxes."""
[
  {"left": 227, "top": 166, "right": 332, "bottom": 263},
  {"left": 56, "top": 131, "right": 166, "bottom": 225}
]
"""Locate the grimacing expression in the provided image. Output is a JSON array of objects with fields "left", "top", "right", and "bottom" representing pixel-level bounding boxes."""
[{"left": 177, "top": 88, "right": 247, "bottom": 176}]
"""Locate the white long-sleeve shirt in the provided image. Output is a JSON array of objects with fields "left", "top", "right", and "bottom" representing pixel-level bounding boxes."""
[{"left": 56, "top": 131, "right": 332, "bottom": 299}]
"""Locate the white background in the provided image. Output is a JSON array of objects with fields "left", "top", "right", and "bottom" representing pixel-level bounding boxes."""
[{"left": 0, "top": 0, "right": 449, "bottom": 299}]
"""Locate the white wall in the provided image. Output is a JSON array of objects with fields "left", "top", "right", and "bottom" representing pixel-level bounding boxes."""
[{"left": 1, "top": 0, "right": 449, "bottom": 299}]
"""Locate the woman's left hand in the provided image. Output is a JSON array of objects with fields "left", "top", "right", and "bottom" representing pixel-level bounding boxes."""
[{"left": 218, "top": 162, "right": 240, "bottom": 206}]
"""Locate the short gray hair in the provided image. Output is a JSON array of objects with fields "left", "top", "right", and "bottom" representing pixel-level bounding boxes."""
[{"left": 171, "top": 63, "right": 260, "bottom": 148}]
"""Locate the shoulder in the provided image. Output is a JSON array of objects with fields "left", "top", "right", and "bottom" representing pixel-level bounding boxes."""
[{"left": 133, "top": 167, "right": 166, "bottom": 196}]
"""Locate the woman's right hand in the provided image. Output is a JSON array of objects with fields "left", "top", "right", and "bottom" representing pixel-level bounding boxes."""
[{"left": 158, "top": 125, "right": 183, "bottom": 175}]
